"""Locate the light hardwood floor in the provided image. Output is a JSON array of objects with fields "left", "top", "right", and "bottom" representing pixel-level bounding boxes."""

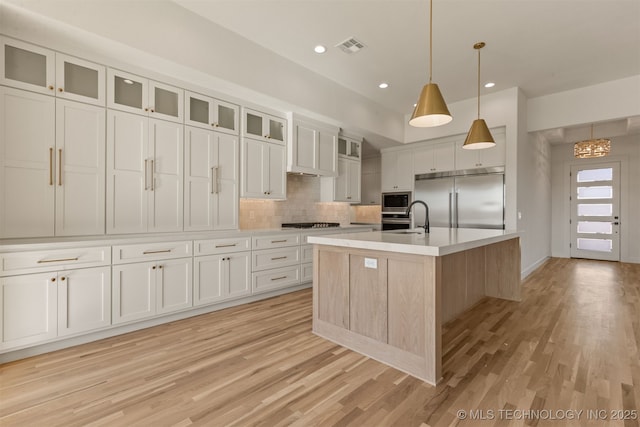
[{"left": 1, "top": 258, "right": 639, "bottom": 426}]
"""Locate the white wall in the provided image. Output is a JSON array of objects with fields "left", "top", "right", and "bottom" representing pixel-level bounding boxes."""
[{"left": 550, "top": 135, "right": 640, "bottom": 263}]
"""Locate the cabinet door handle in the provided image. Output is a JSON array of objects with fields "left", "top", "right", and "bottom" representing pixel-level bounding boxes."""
[
  {"left": 143, "top": 249, "right": 171, "bottom": 254},
  {"left": 215, "top": 243, "right": 237, "bottom": 248},
  {"left": 271, "top": 240, "right": 287, "bottom": 243},
  {"left": 58, "top": 87, "right": 64, "bottom": 93},
  {"left": 144, "top": 159, "right": 149, "bottom": 190},
  {"left": 211, "top": 166, "right": 219, "bottom": 194},
  {"left": 49, "top": 147, "right": 54, "bottom": 186},
  {"left": 271, "top": 256, "right": 287, "bottom": 261},
  {"left": 58, "top": 149, "right": 63, "bottom": 186},
  {"left": 271, "top": 276, "right": 287, "bottom": 281},
  {"left": 38, "top": 257, "right": 79, "bottom": 263},
  {"left": 150, "top": 159, "right": 155, "bottom": 191},
  {"left": 48, "top": 85, "right": 54, "bottom": 91}
]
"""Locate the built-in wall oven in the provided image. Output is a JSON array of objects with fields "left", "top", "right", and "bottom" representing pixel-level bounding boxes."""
[{"left": 381, "top": 192, "right": 412, "bottom": 230}]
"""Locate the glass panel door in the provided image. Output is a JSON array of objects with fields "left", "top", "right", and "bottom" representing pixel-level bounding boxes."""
[
  {"left": 570, "top": 162, "right": 620, "bottom": 261},
  {"left": 1, "top": 37, "right": 55, "bottom": 95},
  {"left": 215, "top": 101, "right": 238, "bottom": 134},
  {"left": 149, "top": 81, "right": 183, "bottom": 123},
  {"left": 267, "top": 117, "right": 284, "bottom": 142},
  {"left": 56, "top": 54, "right": 105, "bottom": 106}
]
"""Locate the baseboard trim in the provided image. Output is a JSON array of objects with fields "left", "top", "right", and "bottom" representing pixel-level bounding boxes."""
[{"left": 521, "top": 256, "right": 550, "bottom": 280}]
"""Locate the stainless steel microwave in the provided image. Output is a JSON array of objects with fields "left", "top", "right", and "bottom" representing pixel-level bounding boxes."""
[{"left": 381, "top": 191, "right": 412, "bottom": 213}]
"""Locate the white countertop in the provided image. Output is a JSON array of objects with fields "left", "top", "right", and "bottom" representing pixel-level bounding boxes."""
[{"left": 307, "top": 227, "right": 519, "bottom": 256}]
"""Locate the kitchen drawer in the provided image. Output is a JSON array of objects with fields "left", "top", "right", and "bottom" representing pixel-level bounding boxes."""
[
  {"left": 252, "top": 247, "right": 300, "bottom": 271},
  {"left": 112, "top": 241, "right": 192, "bottom": 264},
  {"left": 301, "top": 244, "right": 313, "bottom": 263},
  {"left": 194, "top": 237, "right": 251, "bottom": 256},
  {"left": 252, "top": 265, "right": 300, "bottom": 294},
  {"left": 252, "top": 233, "right": 299, "bottom": 250},
  {"left": 301, "top": 262, "right": 313, "bottom": 283},
  {"left": 0, "top": 246, "right": 111, "bottom": 276}
]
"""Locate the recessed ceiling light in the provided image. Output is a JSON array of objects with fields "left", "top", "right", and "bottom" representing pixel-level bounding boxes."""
[
  {"left": 123, "top": 79, "right": 134, "bottom": 85},
  {"left": 484, "top": 82, "right": 495, "bottom": 88},
  {"left": 378, "top": 82, "right": 389, "bottom": 89},
  {"left": 413, "top": 103, "right": 417, "bottom": 107},
  {"left": 314, "top": 45, "right": 326, "bottom": 54}
]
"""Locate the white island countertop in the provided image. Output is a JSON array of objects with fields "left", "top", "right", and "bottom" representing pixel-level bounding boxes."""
[{"left": 307, "top": 227, "right": 519, "bottom": 256}]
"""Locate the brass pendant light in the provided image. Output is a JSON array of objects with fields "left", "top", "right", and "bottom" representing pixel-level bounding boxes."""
[
  {"left": 409, "top": 0, "right": 452, "bottom": 127},
  {"left": 574, "top": 124, "right": 611, "bottom": 158},
  {"left": 463, "top": 42, "right": 496, "bottom": 149}
]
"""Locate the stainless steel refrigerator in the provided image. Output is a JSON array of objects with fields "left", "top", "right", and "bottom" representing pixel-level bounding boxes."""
[{"left": 413, "top": 168, "right": 505, "bottom": 229}]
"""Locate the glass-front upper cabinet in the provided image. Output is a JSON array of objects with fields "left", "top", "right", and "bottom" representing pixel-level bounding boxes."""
[
  {"left": 243, "top": 108, "right": 286, "bottom": 144},
  {"left": 55, "top": 53, "right": 105, "bottom": 106},
  {"left": 108, "top": 68, "right": 183, "bottom": 123},
  {"left": 338, "top": 136, "right": 361, "bottom": 159},
  {"left": 1, "top": 37, "right": 105, "bottom": 105},
  {"left": 185, "top": 91, "right": 239, "bottom": 134}
]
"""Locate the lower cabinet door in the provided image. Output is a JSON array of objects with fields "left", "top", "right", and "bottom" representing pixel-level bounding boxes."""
[
  {"left": 58, "top": 267, "right": 111, "bottom": 336},
  {"left": 156, "top": 257, "right": 192, "bottom": 315},
  {"left": 112, "top": 262, "right": 156, "bottom": 324},
  {"left": 0, "top": 273, "right": 57, "bottom": 350},
  {"left": 301, "top": 262, "right": 313, "bottom": 283},
  {"left": 226, "top": 252, "right": 251, "bottom": 299},
  {"left": 194, "top": 252, "right": 250, "bottom": 306}
]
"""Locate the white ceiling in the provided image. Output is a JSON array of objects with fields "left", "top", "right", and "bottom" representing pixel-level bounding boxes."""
[{"left": 174, "top": 0, "right": 640, "bottom": 122}]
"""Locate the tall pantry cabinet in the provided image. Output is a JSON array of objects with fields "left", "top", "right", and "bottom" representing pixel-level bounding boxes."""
[
  {"left": 106, "top": 69, "right": 184, "bottom": 234},
  {"left": 0, "top": 37, "right": 106, "bottom": 238}
]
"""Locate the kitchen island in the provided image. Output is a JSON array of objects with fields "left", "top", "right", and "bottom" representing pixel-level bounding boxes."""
[{"left": 308, "top": 228, "right": 520, "bottom": 385}]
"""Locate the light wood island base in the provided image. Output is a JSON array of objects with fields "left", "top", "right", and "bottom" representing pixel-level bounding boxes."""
[{"left": 312, "top": 237, "right": 520, "bottom": 385}]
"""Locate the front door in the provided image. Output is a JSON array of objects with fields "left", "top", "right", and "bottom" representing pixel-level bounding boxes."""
[{"left": 570, "top": 162, "right": 620, "bottom": 261}]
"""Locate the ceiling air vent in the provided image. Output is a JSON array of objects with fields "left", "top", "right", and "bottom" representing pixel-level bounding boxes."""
[{"left": 336, "top": 37, "right": 366, "bottom": 54}]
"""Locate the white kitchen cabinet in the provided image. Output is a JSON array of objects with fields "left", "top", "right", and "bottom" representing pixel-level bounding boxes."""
[
  {"left": 185, "top": 91, "right": 239, "bottom": 135},
  {"left": 360, "top": 155, "right": 381, "bottom": 205},
  {"left": 57, "top": 266, "right": 111, "bottom": 337},
  {"left": 1, "top": 37, "right": 105, "bottom": 106},
  {"left": 107, "top": 68, "right": 183, "bottom": 123},
  {"left": 243, "top": 108, "right": 286, "bottom": 144},
  {"left": 287, "top": 116, "right": 338, "bottom": 177},
  {"left": 106, "top": 110, "right": 183, "bottom": 234},
  {"left": 338, "top": 136, "right": 361, "bottom": 160},
  {"left": 0, "top": 87, "right": 55, "bottom": 238},
  {"left": 413, "top": 143, "right": 455, "bottom": 175},
  {"left": 381, "top": 149, "right": 414, "bottom": 192},
  {"left": 55, "top": 99, "right": 106, "bottom": 236},
  {"left": 0, "top": 89, "right": 105, "bottom": 238},
  {"left": 112, "top": 257, "right": 192, "bottom": 324},
  {"left": 252, "top": 265, "right": 300, "bottom": 294},
  {"left": 194, "top": 252, "right": 251, "bottom": 306},
  {"left": 455, "top": 129, "right": 506, "bottom": 171},
  {"left": 184, "top": 126, "right": 238, "bottom": 231},
  {"left": 0, "top": 273, "right": 57, "bottom": 350},
  {"left": 241, "top": 138, "right": 286, "bottom": 199},
  {"left": 321, "top": 157, "right": 361, "bottom": 203}
]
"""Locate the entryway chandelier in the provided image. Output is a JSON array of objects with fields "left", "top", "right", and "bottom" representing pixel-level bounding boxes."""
[{"left": 574, "top": 125, "right": 611, "bottom": 159}]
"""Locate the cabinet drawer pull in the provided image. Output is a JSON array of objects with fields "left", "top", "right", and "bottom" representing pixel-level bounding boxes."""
[
  {"left": 215, "top": 243, "right": 238, "bottom": 248},
  {"left": 271, "top": 239, "right": 287, "bottom": 243},
  {"left": 38, "top": 257, "right": 79, "bottom": 264},
  {"left": 143, "top": 249, "right": 172, "bottom": 255},
  {"left": 271, "top": 276, "right": 288, "bottom": 281},
  {"left": 271, "top": 256, "right": 287, "bottom": 261}
]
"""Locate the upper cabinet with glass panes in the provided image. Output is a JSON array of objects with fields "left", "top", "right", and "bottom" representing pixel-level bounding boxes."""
[
  {"left": 107, "top": 68, "right": 183, "bottom": 123},
  {"left": 185, "top": 91, "right": 239, "bottom": 135},
  {"left": 338, "top": 136, "right": 361, "bottom": 160},
  {"left": 243, "top": 108, "right": 286, "bottom": 145},
  {"left": 1, "top": 37, "right": 105, "bottom": 106}
]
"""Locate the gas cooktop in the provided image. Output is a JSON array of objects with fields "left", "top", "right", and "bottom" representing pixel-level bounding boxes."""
[{"left": 281, "top": 222, "right": 340, "bottom": 229}]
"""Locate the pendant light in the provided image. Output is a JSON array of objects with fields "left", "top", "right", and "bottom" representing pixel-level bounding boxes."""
[
  {"left": 409, "top": 0, "right": 452, "bottom": 127},
  {"left": 574, "top": 124, "right": 611, "bottom": 158},
  {"left": 463, "top": 42, "right": 495, "bottom": 149}
]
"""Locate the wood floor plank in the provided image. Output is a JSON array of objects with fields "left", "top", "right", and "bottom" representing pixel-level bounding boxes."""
[{"left": 1, "top": 258, "right": 639, "bottom": 426}]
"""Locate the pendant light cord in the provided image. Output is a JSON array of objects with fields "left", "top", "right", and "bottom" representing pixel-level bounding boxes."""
[
  {"left": 477, "top": 46, "right": 481, "bottom": 119},
  {"left": 429, "top": 0, "right": 433, "bottom": 84}
]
